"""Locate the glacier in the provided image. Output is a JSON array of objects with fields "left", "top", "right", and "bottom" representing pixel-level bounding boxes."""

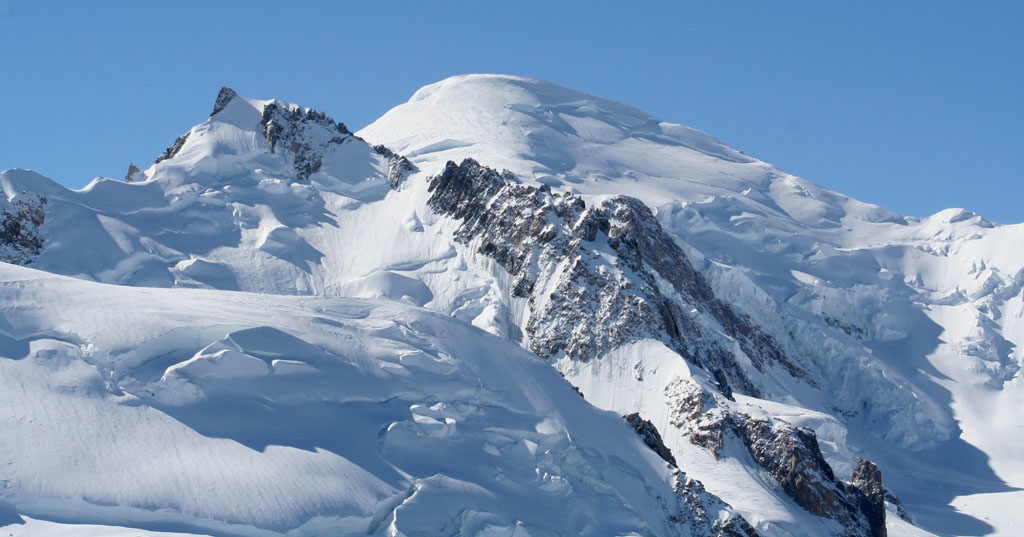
[{"left": 1, "top": 74, "right": 1021, "bottom": 536}]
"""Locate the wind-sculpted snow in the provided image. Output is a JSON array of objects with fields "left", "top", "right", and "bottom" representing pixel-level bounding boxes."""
[{"left": 0, "top": 263, "right": 756, "bottom": 537}]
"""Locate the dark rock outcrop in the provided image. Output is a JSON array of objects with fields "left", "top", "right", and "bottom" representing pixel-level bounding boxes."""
[
  {"left": 672, "top": 380, "right": 887, "bottom": 537},
  {"left": 884, "top": 488, "right": 913, "bottom": 524},
  {"left": 672, "top": 473, "right": 761, "bottom": 537},
  {"left": 625, "top": 412, "right": 677, "bottom": 466},
  {"left": 210, "top": 86, "right": 239, "bottom": 117},
  {"left": 373, "top": 144, "right": 416, "bottom": 188},
  {"left": 0, "top": 194, "right": 46, "bottom": 265},
  {"left": 427, "top": 158, "right": 806, "bottom": 397},
  {"left": 851, "top": 459, "right": 887, "bottom": 537},
  {"left": 260, "top": 102, "right": 352, "bottom": 180},
  {"left": 124, "top": 162, "right": 143, "bottom": 183},
  {"left": 154, "top": 132, "right": 189, "bottom": 164}
]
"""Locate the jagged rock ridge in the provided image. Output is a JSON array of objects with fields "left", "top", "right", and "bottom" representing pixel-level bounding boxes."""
[
  {"left": 427, "top": 158, "right": 805, "bottom": 398},
  {"left": 624, "top": 412, "right": 760, "bottom": 536},
  {"left": 260, "top": 101, "right": 352, "bottom": 180},
  {"left": 673, "top": 379, "right": 890, "bottom": 537},
  {"left": 626, "top": 412, "right": 678, "bottom": 466},
  {"left": 210, "top": 86, "right": 238, "bottom": 117},
  {"left": 154, "top": 132, "right": 189, "bottom": 164},
  {"left": 427, "top": 158, "right": 904, "bottom": 537},
  {"left": 154, "top": 87, "right": 417, "bottom": 185},
  {"left": 673, "top": 474, "right": 761, "bottom": 537}
]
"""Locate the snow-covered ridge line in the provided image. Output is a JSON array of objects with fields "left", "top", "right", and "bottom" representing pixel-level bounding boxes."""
[
  {"left": 154, "top": 86, "right": 415, "bottom": 185},
  {"left": 3, "top": 75, "right": 1020, "bottom": 535}
]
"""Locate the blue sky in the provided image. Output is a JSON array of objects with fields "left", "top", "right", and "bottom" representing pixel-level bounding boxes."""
[{"left": 2, "top": 1, "right": 1021, "bottom": 223}]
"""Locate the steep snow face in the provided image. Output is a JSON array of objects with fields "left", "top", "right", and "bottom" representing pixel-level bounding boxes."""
[
  {"left": 360, "top": 75, "right": 1024, "bottom": 536},
  {"left": 3, "top": 76, "right": 1021, "bottom": 536},
  {"left": 0, "top": 263, "right": 756, "bottom": 537}
]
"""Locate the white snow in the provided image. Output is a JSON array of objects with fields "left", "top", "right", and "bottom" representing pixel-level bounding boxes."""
[
  {"left": 2, "top": 74, "right": 1021, "bottom": 536},
  {"left": 0, "top": 263, "right": 698, "bottom": 536},
  {"left": 359, "top": 74, "right": 1024, "bottom": 536}
]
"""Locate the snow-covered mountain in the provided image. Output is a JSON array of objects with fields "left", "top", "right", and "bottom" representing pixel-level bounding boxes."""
[{"left": 1, "top": 74, "right": 1021, "bottom": 537}]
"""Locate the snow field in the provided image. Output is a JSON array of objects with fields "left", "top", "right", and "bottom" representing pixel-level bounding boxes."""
[{"left": 0, "top": 263, "right": 709, "bottom": 536}]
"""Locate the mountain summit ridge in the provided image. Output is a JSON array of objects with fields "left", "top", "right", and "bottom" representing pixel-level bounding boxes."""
[{"left": 1, "top": 76, "right": 1022, "bottom": 536}]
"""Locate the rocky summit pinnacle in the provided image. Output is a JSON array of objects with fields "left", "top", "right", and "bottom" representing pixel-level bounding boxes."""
[{"left": 210, "top": 86, "right": 239, "bottom": 117}]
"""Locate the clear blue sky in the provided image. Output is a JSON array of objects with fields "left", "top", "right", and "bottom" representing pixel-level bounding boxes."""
[{"left": 2, "top": 1, "right": 1021, "bottom": 223}]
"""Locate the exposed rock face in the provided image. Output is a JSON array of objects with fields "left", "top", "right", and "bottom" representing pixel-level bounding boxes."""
[
  {"left": 671, "top": 379, "right": 887, "bottom": 537},
  {"left": 124, "top": 162, "right": 144, "bottom": 183},
  {"left": 210, "top": 86, "right": 238, "bottom": 117},
  {"left": 260, "top": 102, "right": 354, "bottom": 180},
  {"left": 851, "top": 459, "right": 887, "bottom": 537},
  {"left": 154, "top": 132, "right": 189, "bottom": 164},
  {"left": 373, "top": 144, "right": 415, "bottom": 188},
  {"left": 672, "top": 473, "right": 761, "bottom": 537},
  {"left": 884, "top": 488, "right": 914, "bottom": 524},
  {"left": 427, "top": 158, "right": 806, "bottom": 398},
  {"left": 623, "top": 410, "right": 762, "bottom": 537},
  {"left": 625, "top": 412, "right": 677, "bottom": 466},
  {"left": 0, "top": 194, "right": 46, "bottom": 265}
]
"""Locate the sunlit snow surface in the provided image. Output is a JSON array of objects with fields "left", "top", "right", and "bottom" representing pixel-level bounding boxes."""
[
  {"left": 360, "top": 75, "right": 1024, "bottom": 537},
  {"left": 0, "top": 263, "right": 713, "bottom": 537},
  {"left": 1, "top": 74, "right": 1021, "bottom": 536}
]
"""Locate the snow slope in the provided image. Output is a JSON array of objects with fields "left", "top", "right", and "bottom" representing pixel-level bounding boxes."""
[
  {"left": 0, "top": 262, "right": 754, "bottom": 536},
  {"left": 1, "top": 75, "right": 1021, "bottom": 536},
  {"left": 359, "top": 75, "right": 1024, "bottom": 537}
]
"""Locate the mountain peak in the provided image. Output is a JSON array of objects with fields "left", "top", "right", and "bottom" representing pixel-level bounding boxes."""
[
  {"left": 154, "top": 87, "right": 351, "bottom": 174},
  {"left": 360, "top": 74, "right": 756, "bottom": 205},
  {"left": 210, "top": 86, "right": 240, "bottom": 117},
  {"left": 407, "top": 73, "right": 590, "bottom": 104}
]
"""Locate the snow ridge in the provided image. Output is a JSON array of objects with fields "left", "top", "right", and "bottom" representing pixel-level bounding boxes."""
[{"left": 3, "top": 76, "right": 1023, "bottom": 536}]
